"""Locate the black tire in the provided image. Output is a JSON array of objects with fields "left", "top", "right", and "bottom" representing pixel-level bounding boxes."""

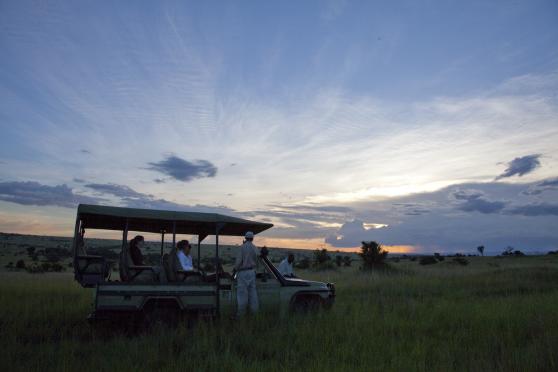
[
  {"left": 292, "top": 296, "right": 322, "bottom": 314},
  {"left": 141, "top": 302, "right": 180, "bottom": 330}
]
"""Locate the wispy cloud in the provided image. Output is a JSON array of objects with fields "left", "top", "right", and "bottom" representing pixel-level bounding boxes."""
[
  {"left": 0, "top": 181, "right": 104, "bottom": 207},
  {"left": 84, "top": 183, "right": 147, "bottom": 198},
  {"left": 506, "top": 203, "right": 558, "bottom": 216},
  {"left": 147, "top": 155, "right": 217, "bottom": 182}
]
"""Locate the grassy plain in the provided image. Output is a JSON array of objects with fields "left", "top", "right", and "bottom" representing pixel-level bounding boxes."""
[{"left": 1, "top": 252, "right": 557, "bottom": 371}]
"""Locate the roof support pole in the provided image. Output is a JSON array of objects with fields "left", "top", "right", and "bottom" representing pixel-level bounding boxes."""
[
  {"left": 197, "top": 234, "right": 207, "bottom": 270},
  {"left": 122, "top": 219, "right": 129, "bottom": 251},
  {"left": 215, "top": 223, "right": 224, "bottom": 317},
  {"left": 160, "top": 230, "right": 165, "bottom": 257},
  {"left": 197, "top": 239, "right": 201, "bottom": 270},
  {"left": 172, "top": 221, "right": 176, "bottom": 249},
  {"left": 71, "top": 213, "right": 81, "bottom": 279}
]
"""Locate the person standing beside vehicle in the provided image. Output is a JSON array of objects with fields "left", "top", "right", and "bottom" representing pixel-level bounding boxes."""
[
  {"left": 278, "top": 253, "right": 296, "bottom": 277},
  {"left": 176, "top": 240, "right": 194, "bottom": 271},
  {"left": 234, "top": 231, "right": 259, "bottom": 317}
]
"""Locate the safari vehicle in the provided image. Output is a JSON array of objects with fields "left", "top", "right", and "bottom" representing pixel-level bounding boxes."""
[{"left": 72, "top": 204, "right": 335, "bottom": 324}]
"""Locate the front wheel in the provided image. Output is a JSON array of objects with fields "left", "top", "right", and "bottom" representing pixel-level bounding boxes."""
[{"left": 291, "top": 296, "right": 322, "bottom": 314}]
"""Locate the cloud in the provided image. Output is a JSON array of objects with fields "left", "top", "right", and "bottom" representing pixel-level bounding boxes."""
[
  {"left": 318, "top": 180, "right": 558, "bottom": 252},
  {"left": 81, "top": 181, "right": 237, "bottom": 215},
  {"left": 0, "top": 181, "right": 104, "bottom": 208},
  {"left": 84, "top": 183, "right": 147, "bottom": 198},
  {"left": 147, "top": 155, "right": 217, "bottom": 182},
  {"left": 80, "top": 149, "right": 91, "bottom": 154},
  {"left": 495, "top": 154, "right": 541, "bottom": 180},
  {"left": 506, "top": 203, "right": 558, "bottom": 216},
  {"left": 452, "top": 189, "right": 507, "bottom": 214},
  {"left": 523, "top": 177, "right": 558, "bottom": 195}
]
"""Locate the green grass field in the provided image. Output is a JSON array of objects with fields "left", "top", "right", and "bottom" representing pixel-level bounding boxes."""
[{"left": 1, "top": 254, "right": 557, "bottom": 371}]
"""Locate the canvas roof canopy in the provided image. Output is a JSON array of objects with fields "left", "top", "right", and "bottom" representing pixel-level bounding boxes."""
[{"left": 77, "top": 204, "right": 273, "bottom": 237}]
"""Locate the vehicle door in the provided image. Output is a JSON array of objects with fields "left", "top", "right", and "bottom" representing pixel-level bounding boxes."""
[{"left": 255, "top": 258, "right": 280, "bottom": 311}]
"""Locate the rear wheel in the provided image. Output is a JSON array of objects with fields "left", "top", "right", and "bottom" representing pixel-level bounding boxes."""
[{"left": 141, "top": 301, "right": 180, "bottom": 330}]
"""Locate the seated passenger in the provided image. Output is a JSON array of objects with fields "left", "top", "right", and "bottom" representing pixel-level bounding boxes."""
[
  {"left": 278, "top": 253, "right": 296, "bottom": 277},
  {"left": 129, "top": 235, "right": 145, "bottom": 266},
  {"left": 176, "top": 240, "right": 194, "bottom": 271}
]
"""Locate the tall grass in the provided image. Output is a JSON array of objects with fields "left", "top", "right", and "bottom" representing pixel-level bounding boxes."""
[{"left": 1, "top": 256, "right": 557, "bottom": 371}]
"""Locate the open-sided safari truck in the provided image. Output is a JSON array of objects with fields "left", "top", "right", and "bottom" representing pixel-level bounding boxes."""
[{"left": 73, "top": 204, "right": 335, "bottom": 324}]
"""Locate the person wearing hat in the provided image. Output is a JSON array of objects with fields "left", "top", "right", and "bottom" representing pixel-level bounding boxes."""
[{"left": 234, "top": 231, "right": 259, "bottom": 317}]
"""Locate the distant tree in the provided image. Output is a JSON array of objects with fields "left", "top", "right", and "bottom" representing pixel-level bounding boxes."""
[
  {"left": 343, "top": 256, "right": 351, "bottom": 267},
  {"left": 477, "top": 245, "right": 485, "bottom": 256},
  {"left": 313, "top": 249, "right": 331, "bottom": 265},
  {"left": 359, "top": 241, "right": 388, "bottom": 269},
  {"left": 335, "top": 255, "right": 343, "bottom": 267}
]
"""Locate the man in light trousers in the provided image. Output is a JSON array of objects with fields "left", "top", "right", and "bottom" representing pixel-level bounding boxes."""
[{"left": 234, "top": 231, "right": 259, "bottom": 317}]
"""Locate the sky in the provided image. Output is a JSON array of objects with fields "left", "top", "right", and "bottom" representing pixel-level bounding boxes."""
[{"left": 1, "top": 0, "right": 557, "bottom": 254}]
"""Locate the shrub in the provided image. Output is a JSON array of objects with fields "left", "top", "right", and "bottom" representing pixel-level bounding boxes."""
[
  {"left": 359, "top": 241, "right": 388, "bottom": 270},
  {"left": 313, "top": 260, "right": 336, "bottom": 271},
  {"left": 502, "top": 246, "right": 514, "bottom": 256},
  {"left": 343, "top": 256, "right": 351, "bottom": 267},
  {"left": 452, "top": 257, "right": 469, "bottom": 266},
  {"left": 419, "top": 256, "right": 438, "bottom": 265},
  {"left": 295, "top": 257, "right": 310, "bottom": 269},
  {"left": 50, "top": 262, "right": 65, "bottom": 272},
  {"left": 434, "top": 253, "right": 445, "bottom": 261},
  {"left": 15, "top": 260, "right": 26, "bottom": 269},
  {"left": 25, "top": 264, "right": 45, "bottom": 274},
  {"left": 335, "top": 255, "right": 343, "bottom": 267},
  {"left": 5, "top": 262, "right": 14, "bottom": 269}
]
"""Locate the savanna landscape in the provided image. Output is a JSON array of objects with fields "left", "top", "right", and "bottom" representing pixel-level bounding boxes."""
[
  {"left": 1, "top": 232, "right": 557, "bottom": 371},
  {"left": 2, "top": 2, "right": 558, "bottom": 372}
]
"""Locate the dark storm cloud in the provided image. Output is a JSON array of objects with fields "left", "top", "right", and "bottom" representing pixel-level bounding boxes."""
[
  {"left": 147, "top": 155, "right": 217, "bottom": 182},
  {"left": 495, "top": 154, "right": 541, "bottom": 180},
  {"left": 506, "top": 203, "right": 558, "bottom": 216},
  {"left": 84, "top": 183, "right": 147, "bottom": 198},
  {"left": 0, "top": 181, "right": 104, "bottom": 208}
]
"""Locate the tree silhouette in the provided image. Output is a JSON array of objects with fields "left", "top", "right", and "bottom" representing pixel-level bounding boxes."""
[
  {"left": 359, "top": 241, "right": 388, "bottom": 269},
  {"left": 477, "top": 245, "right": 484, "bottom": 256}
]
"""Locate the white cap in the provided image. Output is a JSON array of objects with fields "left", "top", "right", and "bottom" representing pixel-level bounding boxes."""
[{"left": 245, "top": 231, "right": 254, "bottom": 239}]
